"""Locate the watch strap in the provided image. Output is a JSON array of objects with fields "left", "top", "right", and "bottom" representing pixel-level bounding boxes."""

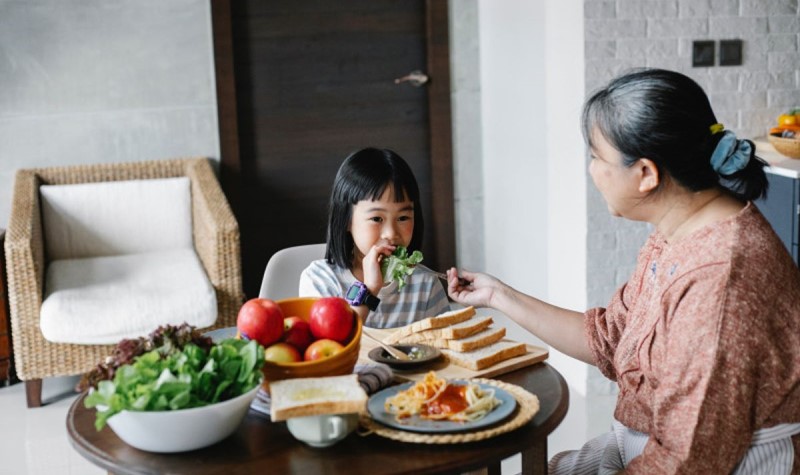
[{"left": 362, "top": 290, "right": 380, "bottom": 311}]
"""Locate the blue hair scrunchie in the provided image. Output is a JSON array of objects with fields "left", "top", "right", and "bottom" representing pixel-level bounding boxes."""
[{"left": 710, "top": 130, "right": 751, "bottom": 175}]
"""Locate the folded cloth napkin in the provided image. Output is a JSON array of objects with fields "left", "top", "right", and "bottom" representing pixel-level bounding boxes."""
[{"left": 250, "top": 363, "right": 394, "bottom": 417}]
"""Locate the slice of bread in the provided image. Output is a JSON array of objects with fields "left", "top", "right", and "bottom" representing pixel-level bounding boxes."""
[
  {"left": 394, "top": 316, "right": 494, "bottom": 344},
  {"left": 269, "top": 374, "right": 368, "bottom": 422},
  {"left": 433, "top": 326, "right": 506, "bottom": 352},
  {"left": 384, "top": 306, "right": 477, "bottom": 344},
  {"left": 441, "top": 340, "right": 527, "bottom": 370}
]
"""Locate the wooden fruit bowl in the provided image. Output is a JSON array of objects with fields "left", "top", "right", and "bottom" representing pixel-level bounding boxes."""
[
  {"left": 261, "top": 297, "right": 362, "bottom": 392},
  {"left": 769, "top": 134, "right": 800, "bottom": 159}
]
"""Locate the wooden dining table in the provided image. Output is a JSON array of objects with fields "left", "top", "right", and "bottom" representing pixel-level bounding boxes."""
[{"left": 67, "top": 361, "right": 568, "bottom": 475}]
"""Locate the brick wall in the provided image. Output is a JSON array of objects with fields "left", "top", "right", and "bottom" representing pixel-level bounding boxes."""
[{"left": 584, "top": 0, "right": 799, "bottom": 394}]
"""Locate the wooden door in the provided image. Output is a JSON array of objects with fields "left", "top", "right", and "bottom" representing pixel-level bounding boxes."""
[
  {"left": 0, "top": 231, "right": 15, "bottom": 385},
  {"left": 212, "top": 0, "right": 454, "bottom": 298}
]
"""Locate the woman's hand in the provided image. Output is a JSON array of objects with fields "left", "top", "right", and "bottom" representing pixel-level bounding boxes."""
[
  {"left": 446, "top": 267, "right": 500, "bottom": 308},
  {"left": 361, "top": 239, "right": 395, "bottom": 295}
]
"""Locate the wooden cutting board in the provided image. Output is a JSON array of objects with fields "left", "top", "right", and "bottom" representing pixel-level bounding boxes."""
[{"left": 358, "top": 327, "right": 549, "bottom": 382}]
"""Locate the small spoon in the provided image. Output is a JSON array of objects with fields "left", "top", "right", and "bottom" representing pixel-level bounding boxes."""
[{"left": 362, "top": 330, "right": 410, "bottom": 361}]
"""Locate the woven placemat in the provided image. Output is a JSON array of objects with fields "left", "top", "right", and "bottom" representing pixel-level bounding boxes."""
[{"left": 358, "top": 378, "right": 540, "bottom": 444}]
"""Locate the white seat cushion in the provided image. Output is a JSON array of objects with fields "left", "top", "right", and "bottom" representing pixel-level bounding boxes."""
[
  {"left": 40, "top": 177, "right": 193, "bottom": 260},
  {"left": 40, "top": 249, "right": 217, "bottom": 344}
]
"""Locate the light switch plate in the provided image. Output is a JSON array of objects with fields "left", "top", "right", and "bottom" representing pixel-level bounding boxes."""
[
  {"left": 692, "top": 40, "right": 715, "bottom": 67},
  {"left": 719, "top": 39, "right": 743, "bottom": 66}
]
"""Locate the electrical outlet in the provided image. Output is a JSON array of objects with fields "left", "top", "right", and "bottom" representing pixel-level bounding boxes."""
[
  {"left": 719, "top": 39, "right": 743, "bottom": 66},
  {"left": 692, "top": 40, "right": 715, "bottom": 67}
]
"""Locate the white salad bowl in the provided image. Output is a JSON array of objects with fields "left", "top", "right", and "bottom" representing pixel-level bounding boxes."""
[{"left": 105, "top": 383, "right": 260, "bottom": 453}]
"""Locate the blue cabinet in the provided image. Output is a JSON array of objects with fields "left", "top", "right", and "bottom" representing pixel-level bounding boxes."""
[{"left": 755, "top": 170, "right": 799, "bottom": 264}]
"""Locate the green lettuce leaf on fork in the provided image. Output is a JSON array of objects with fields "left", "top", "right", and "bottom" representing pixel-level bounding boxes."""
[{"left": 381, "top": 246, "right": 424, "bottom": 290}]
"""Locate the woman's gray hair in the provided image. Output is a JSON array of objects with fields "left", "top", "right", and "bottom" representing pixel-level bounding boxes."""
[{"left": 582, "top": 68, "right": 767, "bottom": 201}]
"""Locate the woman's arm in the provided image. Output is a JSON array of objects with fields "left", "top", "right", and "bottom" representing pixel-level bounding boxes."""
[{"left": 446, "top": 268, "right": 595, "bottom": 364}]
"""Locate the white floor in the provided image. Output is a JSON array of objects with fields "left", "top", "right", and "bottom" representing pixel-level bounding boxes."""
[{"left": 0, "top": 374, "right": 616, "bottom": 475}]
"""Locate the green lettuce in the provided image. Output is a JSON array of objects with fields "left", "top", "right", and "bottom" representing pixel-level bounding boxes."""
[
  {"left": 381, "top": 246, "right": 424, "bottom": 290},
  {"left": 84, "top": 337, "right": 264, "bottom": 430}
]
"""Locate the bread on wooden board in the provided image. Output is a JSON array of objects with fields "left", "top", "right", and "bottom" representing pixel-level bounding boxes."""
[
  {"left": 269, "top": 374, "right": 368, "bottom": 422},
  {"left": 422, "top": 326, "right": 506, "bottom": 352},
  {"left": 399, "top": 325, "right": 505, "bottom": 352},
  {"left": 383, "top": 306, "right": 477, "bottom": 344},
  {"left": 441, "top": 340, "right": 527, "bottom": 371},
  {"left": 392, "top": 316, "right": 494, "bottom": 344}
]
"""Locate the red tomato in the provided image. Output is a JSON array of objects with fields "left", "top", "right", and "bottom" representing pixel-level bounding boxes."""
[
  {"left": 308, "top": 297, "right": 354, "bottom": 344},
  {"left": 236, "top": 298, "right": 284, "bottom": 347}
]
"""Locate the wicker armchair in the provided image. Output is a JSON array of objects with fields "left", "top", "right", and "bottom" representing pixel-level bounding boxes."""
[{"left": 4, "top": 158, "right": 244, "bottom": 407}]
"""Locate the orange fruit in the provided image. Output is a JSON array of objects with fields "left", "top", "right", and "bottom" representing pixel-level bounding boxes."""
[{"left": 779, "top": 114, "right": 798, "bottom": 126}]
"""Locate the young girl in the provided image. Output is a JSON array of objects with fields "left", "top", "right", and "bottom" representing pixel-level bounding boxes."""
[{"left": 299, "top": 147, "right": 450, "bottom": 328}]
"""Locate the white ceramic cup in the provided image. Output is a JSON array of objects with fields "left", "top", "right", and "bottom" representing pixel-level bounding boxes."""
[{"left": 286, "top": 413, "right": 359, "bottom": 448}]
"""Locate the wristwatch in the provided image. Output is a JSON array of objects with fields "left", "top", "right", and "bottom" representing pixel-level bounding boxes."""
[{"left": 345, "top": 281, "right": 380, "bottom": 311}]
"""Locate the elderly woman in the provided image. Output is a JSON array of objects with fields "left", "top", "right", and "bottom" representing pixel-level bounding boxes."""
[{"left": 447, "top": 69, "right": 800, "bottom": 474}]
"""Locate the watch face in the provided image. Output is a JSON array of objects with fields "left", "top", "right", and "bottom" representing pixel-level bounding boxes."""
[{"left": 346, "top": 283, "right": 362, "bottom": 301}]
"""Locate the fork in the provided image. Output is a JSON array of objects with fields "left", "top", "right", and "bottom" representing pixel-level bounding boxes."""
[{"left": 431, "top": 270, "right": 471, "bottom": 287}]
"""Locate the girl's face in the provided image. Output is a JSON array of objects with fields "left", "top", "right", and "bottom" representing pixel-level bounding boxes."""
[
  {"left": 349, "top": 185, "right": 415, "bottom": 262},
  {"left": 588, "top": 128, "right": 647, "bottom": 219}
]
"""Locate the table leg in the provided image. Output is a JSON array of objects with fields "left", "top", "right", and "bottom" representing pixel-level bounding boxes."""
[{"left": 521, "top": 438, "right": 548, "bottom": 475}]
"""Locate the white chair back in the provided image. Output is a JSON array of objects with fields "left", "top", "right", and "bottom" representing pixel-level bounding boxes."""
[{"left": 258, "top": 243, "right": 326, "bottom": 300}]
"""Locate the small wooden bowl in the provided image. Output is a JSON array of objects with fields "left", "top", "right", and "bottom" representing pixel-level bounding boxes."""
[
  {"left": 769, "top": 134, "right": 800, "bottom": 159},
  {"left": 261, "top": 297, "right": 362, "bottom": 392}
]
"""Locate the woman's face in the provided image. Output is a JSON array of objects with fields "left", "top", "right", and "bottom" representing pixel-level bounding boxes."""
[
  {"left": 588, "top": 128, "right": 647, "bottom": 219},
  {"left": 349, "top": 185, "right": 415, "bottom": 262}
]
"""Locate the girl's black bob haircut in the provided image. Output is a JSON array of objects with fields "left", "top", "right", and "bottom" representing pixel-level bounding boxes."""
[{"left": 325, "top": 147, "right": 424, "bottom": 269}]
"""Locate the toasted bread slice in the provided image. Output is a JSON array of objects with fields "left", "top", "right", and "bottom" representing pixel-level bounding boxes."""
[
  {"left": 393, "top": 316, "right": 494, "bottom": 345},
  {"left": 269, "top": 374, "right": 368, "bottom": 421},
  {"left": 384, "top": 306, "right": 477, "bottom": 344},
  {"left": 441, "top": 340, "right": 527, "bottom": 371}
]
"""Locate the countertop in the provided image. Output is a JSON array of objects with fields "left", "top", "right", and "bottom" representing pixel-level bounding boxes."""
[{"left": 753, "top": 137, "right": 800, "bottom": 179}]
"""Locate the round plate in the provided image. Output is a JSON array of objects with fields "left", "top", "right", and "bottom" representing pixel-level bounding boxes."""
[
  {"left": 367, "top": 380, "right": 517, "bottom": 433},
  {"left": 204, "top": 327, "right": 237, "bottom": 342},
  {"left": 367, "top": 344, "right": 441, "bottom": 370}
]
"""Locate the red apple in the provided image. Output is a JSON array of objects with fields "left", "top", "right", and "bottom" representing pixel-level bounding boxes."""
[
  {"left": 264, "top": 342, "right": 302, "bottom": 363},
  {"left": 308, "top": 297, "right": 354, "bottom": 344},
  {"left": 236, "top": 298, "right": 284, "bottom": 348},
  {"left": 304, "top": 338, "right": 345, "bottom": 361},
  {"left": 282, "top": 316, "right": 313, "bottom": 353}
]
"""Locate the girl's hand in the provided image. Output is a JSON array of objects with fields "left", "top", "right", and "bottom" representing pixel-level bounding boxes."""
[
  {"left": 361, "top": 239, "right": 395, "bottom": 294},
  {"left": 446, "top": 267, "right": 498, "bottom": 308}
]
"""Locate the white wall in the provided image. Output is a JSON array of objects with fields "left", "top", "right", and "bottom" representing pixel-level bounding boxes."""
[
  {"left": 478, "top": 0, "right": 548, "bottom": 298},
  {"left": 449, "top": 0, "right": 485, "bottom": 273},
  {"left": 544, "top": 0, "right": 589, "bottom": 395},
  {"left": 475, "top": 0, "right": 591, "bottom": 395},
  {"left": 0, "top": 0, "right": 220, "bottom": 229}
]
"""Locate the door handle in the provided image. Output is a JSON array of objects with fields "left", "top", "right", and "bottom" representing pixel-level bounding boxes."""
[{"left": 394, "top": 70, "right": 429, "bottom": 87}]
